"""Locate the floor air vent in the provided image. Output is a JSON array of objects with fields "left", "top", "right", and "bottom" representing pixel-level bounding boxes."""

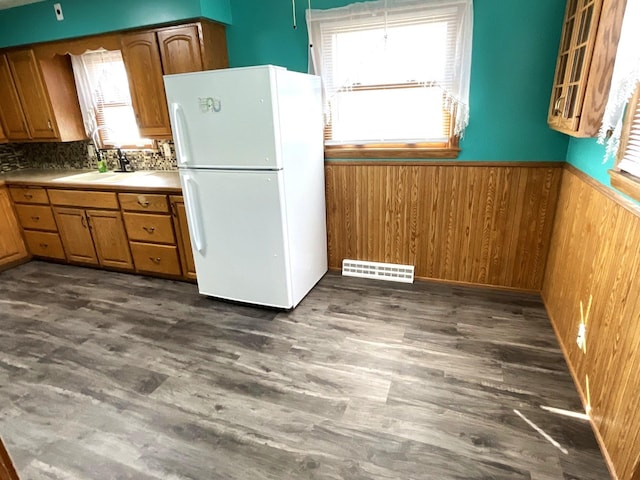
[{"left": 342, "top": 259, "right": 415, "bottom": 283}]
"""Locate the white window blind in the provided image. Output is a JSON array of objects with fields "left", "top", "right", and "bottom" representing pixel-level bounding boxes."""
[
  {"left": 71, "top": 50, "right": 150, "bottom": 148},
  {"left": 618, "top": 90, "right": 640, "bottom": 178},
  {"left": 306, "top": 0, "right": 473, "bottom": 146}
]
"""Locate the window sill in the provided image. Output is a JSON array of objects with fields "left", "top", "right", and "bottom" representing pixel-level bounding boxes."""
[
  {"left": 609, "top": 169, "right": 640, "bottom": 203},
  {"left": 324, "top": 145, "right": 461, "bottom": 159}
]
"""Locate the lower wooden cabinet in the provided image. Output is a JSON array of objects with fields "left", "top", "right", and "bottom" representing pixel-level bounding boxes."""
[
  {"left": 22, "top": 230, "right": 65, "bottom": 259},
  {"left": 53, "top": 207, "right": 133, "bottom": 270},
  {"left": 53, "top": 207, "right": 98, "bottom": 265},
  {"left": 87, "top": 209, "right": 133, "bottom": 270},
  {"left": 130, "top": 242, "right": 182, "bottom": 276},
  {"left": 170, "top": 195, "right": 196, "bottom": 280},
  {"left": 7, "top": 183, "right": 195, "bottom": 281},
  {"left": 0, "top": 186, "right": 28, "bottom": 268}
]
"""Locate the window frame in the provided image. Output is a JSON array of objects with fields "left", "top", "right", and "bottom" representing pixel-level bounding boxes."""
[
  {"left": 609, "top": 83, "right": 640, "bottom": 203},
  {"left": 309, "top": 2, "right": 468, "bottom": 159}
]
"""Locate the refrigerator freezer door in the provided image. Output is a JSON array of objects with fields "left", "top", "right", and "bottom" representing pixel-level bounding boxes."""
[
  {"left": 165, "top": 67, "right": 282, "bottom": 170},
  {"left": 180, "top": 169, "right": 293, "bottom": 308}
]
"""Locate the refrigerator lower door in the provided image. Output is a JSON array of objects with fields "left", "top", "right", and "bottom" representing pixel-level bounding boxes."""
[{"left": 180, "top": 169, "right": 293, "bottom": 308}]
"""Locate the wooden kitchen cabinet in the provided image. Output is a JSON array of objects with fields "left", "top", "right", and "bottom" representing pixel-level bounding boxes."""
[
  {"left": 0, "top": 114, "right": 8, "bottom": 143},
  {"left": 170, "top": 195, "right": 196, "bottom": 280},
  {"left": 86, "top": 209, "right": 134, "bottom": 270},
  {"left": 51, "top": 188, "right": 133, "bottom": 271},
  {"left": 0, "top": 186, "right": 29, "bottom": 269},
  {"left": 548, "top": 0, "right": 627, "bottom": 136},
  {"left": 0, "top": 49, "right": 84, "bottom": 142},
  {"left": 0, "top": 54, "right": 30, "bottom": 140},
  {"left": 53, "top": 207, "right": 99, "bottom": 265},
  {"left": 121, "top": 20, "right": 228, "bottom": 139},
  {"left": 121, "top": 31, "right": 172, "bottom": 138}
]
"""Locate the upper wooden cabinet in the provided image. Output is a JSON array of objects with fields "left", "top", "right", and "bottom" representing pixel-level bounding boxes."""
[
  {"left": 0, "top": 49, "right": 85, "bottom": 142},
  {"left": 121, "top": 20, "right": 228, "bottom": 139},
  {"left": 548, "top": 0, "right": 627, "bottom": 137}
]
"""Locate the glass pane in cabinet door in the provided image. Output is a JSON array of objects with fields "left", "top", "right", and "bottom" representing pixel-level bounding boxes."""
[
  {"left": 566, "top": 85, "right": 578, "bottom": 118},
  {"left": 556, "top": 54, "right": 568, "bottom": 84},
  {"left": 571, "top": 46, "right": 586, "bottom": 82},
  {"left": 562, "top": 17, "right": 575, "bottom": 53},
  {"left": 580, "top": 4, "right": 594, "bottom": 43},
  {"left": 568, "top": 0, "right": 578, "bottom": 16}
]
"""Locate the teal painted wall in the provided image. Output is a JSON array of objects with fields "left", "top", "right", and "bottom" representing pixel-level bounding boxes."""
[
  {"left": 226, "top": 0, "right": 570, "bottom": 161},
  {"left": 566, "top": 138, "right": 612, "bottom": 186},
  {"left": 0, "top": 0, "right": 231, "bottom": 48}
]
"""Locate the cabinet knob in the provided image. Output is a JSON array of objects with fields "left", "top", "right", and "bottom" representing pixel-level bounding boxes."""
[
  {"left": 142, "top": 226, "right": 156, "bottom": 234},
  {"left": 31, "top": 215, "right": 40, "bottom": 221},
  {"left": 47, "top": 120, "right": 53, "bottom": 130},
  {"left": 39, "top": 242, "right": 49, "bottom": 248},
  {"left": 149, "top": 256, "right": 161, "bottom": 264},
  {"left": 23, "top": 193, "right": 33, "bottom": 200},
  {"left": 137, "top": 198, "right": 150, "bottom": 207}
]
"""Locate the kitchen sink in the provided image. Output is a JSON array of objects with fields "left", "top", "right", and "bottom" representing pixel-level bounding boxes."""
[{"left": 52, "top": 171, "right": 154, "bottom": 184}]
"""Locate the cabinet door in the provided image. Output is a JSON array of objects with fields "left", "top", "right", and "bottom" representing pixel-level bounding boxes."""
[
  {"left": 0, "top": 54, "right": 30, "bottom": 141},
  {"left": 54, "top": 207, "right": 98, "bottom": 265},
  {"left": 548, "top": 0, "right": 603, "bottom": 133},
  {"left": 121, "top": 32, "right": 171, "bottom": 138},
  {"left": 170, "top": 195, "right": 196, "bottom": 280},
  {"left": 86, "top": 209, "right": 133, "bottom": 270},
  {"left": 157, "top": 25, "right": 203, "bottom": 75},
  {"left": 7, "top": 49, "right": 59, "bottom": 140},
  {"left": 0, "top": 187, "right": 28, "bottom": 267},
  {"left": 0, "top": 121, "right": 6, "bottom": 143}
]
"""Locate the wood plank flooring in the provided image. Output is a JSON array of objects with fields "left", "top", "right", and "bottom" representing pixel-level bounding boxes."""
[{"left": 0, "top": 262, "right": 608, "bottom": 479}]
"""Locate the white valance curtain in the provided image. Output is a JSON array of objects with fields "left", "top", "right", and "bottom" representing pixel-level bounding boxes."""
[
  {"left": 598, "top": 0, "right": 640, "bottom": 159},
  {"left": 305, "top": 0, "right": 473, "bottom": 138}
]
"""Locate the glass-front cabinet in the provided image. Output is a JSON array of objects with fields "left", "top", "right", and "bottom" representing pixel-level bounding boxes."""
[{"left": 548, "top": 0, "right": 626, "bottom": 137}]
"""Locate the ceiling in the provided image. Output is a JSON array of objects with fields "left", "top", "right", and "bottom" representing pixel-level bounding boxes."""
[{"left": 0, "top": 0, "right": 45, "bottom": 10}]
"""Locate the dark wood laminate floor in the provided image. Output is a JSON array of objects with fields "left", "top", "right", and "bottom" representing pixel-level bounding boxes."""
[{"left": 0, "top": 261, "right": 608, "bottom": 480}]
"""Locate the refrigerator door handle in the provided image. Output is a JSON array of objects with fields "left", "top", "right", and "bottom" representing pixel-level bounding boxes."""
[
  {"left": 171, "top": 102, "right": 189, "bottom": 166},
  {"left": 182, "top": 174, "right": 205, "bottom": 253}
]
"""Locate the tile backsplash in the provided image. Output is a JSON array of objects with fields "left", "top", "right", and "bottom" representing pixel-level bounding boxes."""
[{"left": 0, "top": 140, "right": 177, "bottom": 173}]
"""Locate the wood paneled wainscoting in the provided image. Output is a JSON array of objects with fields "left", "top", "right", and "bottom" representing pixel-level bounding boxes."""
[
  {"left": 543, "top": 165, "right": 640, "bottom": 480},
  {"left": 324, "top": 162, "right": 563, "bottom": 291}
]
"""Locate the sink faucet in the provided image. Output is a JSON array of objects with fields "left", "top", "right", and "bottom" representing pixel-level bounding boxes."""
[{"left": 89, "top": 125, "right": 133, "bottom": 173}]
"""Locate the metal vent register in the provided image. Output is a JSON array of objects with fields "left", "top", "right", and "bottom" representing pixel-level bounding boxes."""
[{"left": 342, "top": 260, "right": 415, "bottom": 283}]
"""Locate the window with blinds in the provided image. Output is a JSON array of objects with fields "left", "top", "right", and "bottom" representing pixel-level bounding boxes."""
[
  {"left": 617, "top": 85, "right": 640, "bottom": 179},
  {"left": 73, "top": 50, "right": 151, "bottom": 148},
  {"left": 312, "top": 5, "right": 462, "bottom": 156}
]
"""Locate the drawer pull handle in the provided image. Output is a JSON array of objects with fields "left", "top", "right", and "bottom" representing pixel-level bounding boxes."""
[
  {"left": 23, "top": 193, "right": 33, "bottom": 200},
  {"left": 142, "top": 226, "right": 156, "bottom": 234},
  {"left": 31, "top": 216, "right": 40, "bottom": 221},
  {"left": 39, "top": 243, "right": 49, "bottom": 248},
  {"left": 149, "top": 257, "right": 161, "bottom": 264},
  {"left": 138, "top": 200, "right": 150, "bottom": 207}
]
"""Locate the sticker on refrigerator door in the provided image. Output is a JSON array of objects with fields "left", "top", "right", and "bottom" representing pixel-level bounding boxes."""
[{"left": 199, "top": 97, "right": 222, "bottom": 113}]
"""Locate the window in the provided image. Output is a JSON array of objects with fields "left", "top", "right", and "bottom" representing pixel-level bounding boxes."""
[
  {"left": 71, "top": 50, "right": 151, "bottom": 148},
  {"left": 610, "top": 84, "right": 640, "bottom": 202},
  {"left": 306, "top": 0, "right": 473, "bottom": 158}
]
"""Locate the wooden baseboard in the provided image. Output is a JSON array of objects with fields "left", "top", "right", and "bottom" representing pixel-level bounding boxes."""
[{"left": 0, "top": 256, "right": 31, "bottom": 273}]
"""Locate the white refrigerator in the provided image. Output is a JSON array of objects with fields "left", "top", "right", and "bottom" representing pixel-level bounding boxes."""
[{"left": 163, "top": 65, "right": 327, "bottom": 309}]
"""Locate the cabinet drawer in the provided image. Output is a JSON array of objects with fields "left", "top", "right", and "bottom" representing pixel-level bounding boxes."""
[
  {"left": 23, "top": 230, "right": 66, "bottom": 260},
  {"left": 14, "top": 204, "right": 57, "bottom": 231},
  {"left": 48, "top": 189, "right": 119, "bottom": 209},
  {"left": 9, "top": 186, "right": 49, "bottom": 204},
  {"left": 119, "top": 193, "right": 169, "bottom": 213},
  {"left": 123, "top": 213, "right": 175, "bottom": 244},
  {"left": 130, "top": 242, "right": 181, "bottom": 276}
]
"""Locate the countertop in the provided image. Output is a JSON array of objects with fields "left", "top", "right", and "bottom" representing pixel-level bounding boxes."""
[{"left": 0, "top": 169, "right": 182, "bottom": 192}]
